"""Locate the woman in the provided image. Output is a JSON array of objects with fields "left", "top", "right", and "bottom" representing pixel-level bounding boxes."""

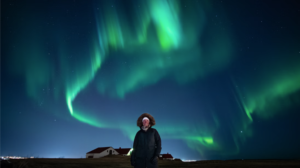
[{"left": 131, "top": 113, "right": 162, "bottom": 168}]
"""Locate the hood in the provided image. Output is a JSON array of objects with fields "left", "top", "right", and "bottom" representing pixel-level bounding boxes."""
[{"left": 137, "top": 113, "right": 156, "bottom": 127}]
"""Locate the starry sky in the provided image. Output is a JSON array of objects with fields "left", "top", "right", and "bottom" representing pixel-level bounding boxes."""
[{"left": 1, "top": 0, "right": 300, "bottom": 160}]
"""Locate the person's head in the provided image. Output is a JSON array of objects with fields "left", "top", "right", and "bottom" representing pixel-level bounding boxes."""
[
  {"left": 137, "top": 113, "right": 156, "bottom": 127},
  {"left": 142, "top": 117, "right": 150, "bottom": 127}
]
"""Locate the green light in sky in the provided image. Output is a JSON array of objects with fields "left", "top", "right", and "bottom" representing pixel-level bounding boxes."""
[
  {"left": 149, "top": 0, "right": 181, "bottom": 50},
  {"left": 63, "top": 0, "right": 235, "bottom": 154},
  {"left": 187, "top": 136, "right": 214, "bottom": 145},
  {"left": 232, "top": 57, "right": 300, "bottom": 120},
  {"left": 6, "top": 0, "right": 264, "bottom": 158},
  {"left": 65, "top": 41, "right": 103, "bottom": 127}
]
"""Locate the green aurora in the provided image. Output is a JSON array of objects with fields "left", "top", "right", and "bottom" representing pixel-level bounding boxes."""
[{"left": 6, "top": 0, "right": 300, "bottom": 158}]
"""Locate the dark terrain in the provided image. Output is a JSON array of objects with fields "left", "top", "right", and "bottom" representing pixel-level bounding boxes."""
[{"left": 5, "top": 155, "right": 300, "bottom": 168}]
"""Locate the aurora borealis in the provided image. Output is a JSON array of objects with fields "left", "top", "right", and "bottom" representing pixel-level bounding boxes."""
[{"left": 2, "top": 0, "right": 300, "bottom": 160}]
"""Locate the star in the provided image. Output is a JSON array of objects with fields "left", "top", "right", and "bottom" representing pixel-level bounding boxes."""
[{"left": 241, "top": 131, "right": 243, "bottom": 133}]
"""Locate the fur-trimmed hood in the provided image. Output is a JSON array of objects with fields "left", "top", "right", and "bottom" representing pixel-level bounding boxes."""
[{"left": 137, "top": 113, "right": 156, "bottom": 127}]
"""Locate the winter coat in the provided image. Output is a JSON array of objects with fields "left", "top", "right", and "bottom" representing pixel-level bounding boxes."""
[{"left": 131, "top": 113, "right": 162, "bottom": 168}]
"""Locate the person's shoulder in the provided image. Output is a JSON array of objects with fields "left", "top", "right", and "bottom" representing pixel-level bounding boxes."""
[
  {"left": 135, "top": 130, "right": 141, "bottom": 137},
  {"left": 150, "top": 127, "right": 157, "bottom": 132},
  {"left": 137, "top": 128, "right": 144, "bottom": 134},
  {"left": 151, "top": 128, "right": 161, "bottom": 135}
]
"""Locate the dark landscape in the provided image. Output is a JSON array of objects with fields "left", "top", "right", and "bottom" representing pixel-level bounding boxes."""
[{"left": 5, "top": 155, "right": 300, "bottom": 168}]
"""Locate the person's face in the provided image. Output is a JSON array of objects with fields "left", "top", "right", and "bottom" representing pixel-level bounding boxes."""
[{"left": 143, "top": 119, "right": 149, "bottom": 127}]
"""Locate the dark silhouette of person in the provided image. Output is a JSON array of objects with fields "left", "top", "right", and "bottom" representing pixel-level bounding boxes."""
[{"left": 131, "top": 113, "right": 162, "bottom": 168}]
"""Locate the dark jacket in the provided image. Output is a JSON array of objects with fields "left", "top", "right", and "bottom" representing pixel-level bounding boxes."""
[{"left": 131, "top": 126, "right": 162, "bottom": 168}]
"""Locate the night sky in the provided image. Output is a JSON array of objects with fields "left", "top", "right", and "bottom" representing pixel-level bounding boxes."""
[{"left": 2, "top": 0, "right": 300, "bottom": 160}]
